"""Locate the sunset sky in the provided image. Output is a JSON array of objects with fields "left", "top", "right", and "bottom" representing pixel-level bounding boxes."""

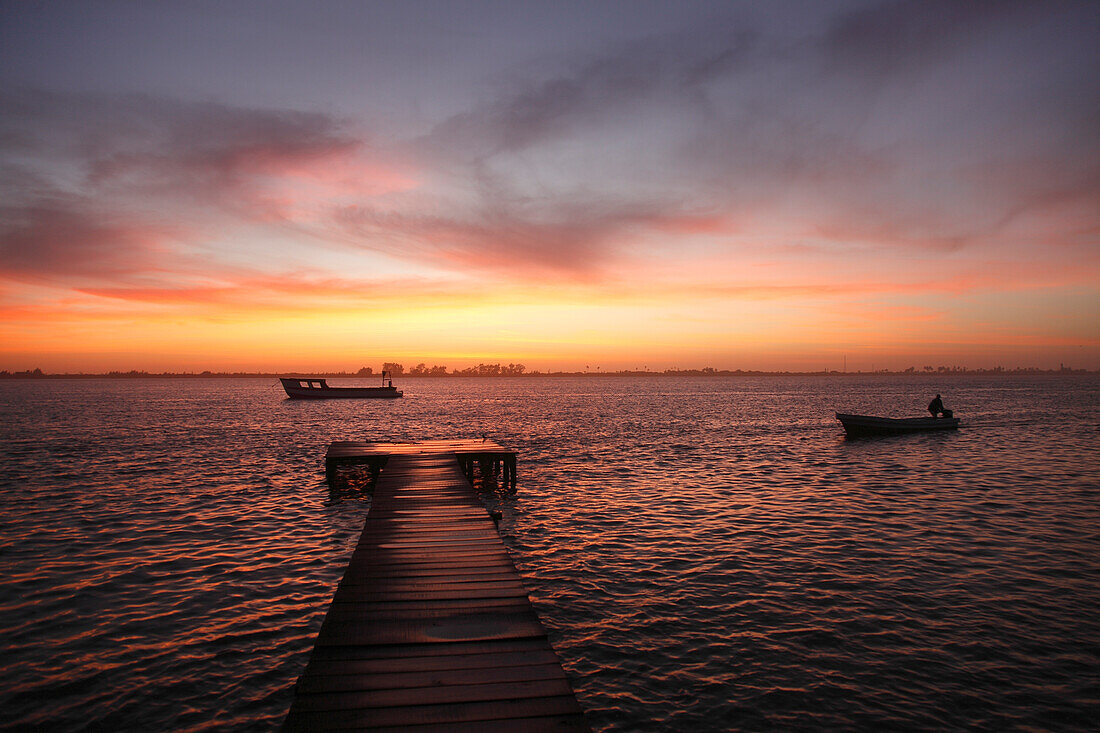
[{"left": 2, "top": 1, "right": 1097, "bottom": 372}]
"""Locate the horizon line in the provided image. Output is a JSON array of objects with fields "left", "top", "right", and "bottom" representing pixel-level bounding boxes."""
[{"left": 3, "top": 366, "right": 1096, "bottom": 378}]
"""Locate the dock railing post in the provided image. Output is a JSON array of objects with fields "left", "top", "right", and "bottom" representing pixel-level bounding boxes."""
[{"left": 325, "top": 458, "right": 336, "bottom": 490}]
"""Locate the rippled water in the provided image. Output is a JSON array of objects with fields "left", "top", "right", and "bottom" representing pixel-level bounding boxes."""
[{"left": 1, "top": 376, "right": 1098, "bottom": 731}]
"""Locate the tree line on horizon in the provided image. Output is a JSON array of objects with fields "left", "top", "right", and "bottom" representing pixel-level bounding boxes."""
[
  {"left": 363, "top": 363, "right": 528, "bottom": 377},
  {"left": 1, "top": 364, "right": 1095, "bottom": 378}
]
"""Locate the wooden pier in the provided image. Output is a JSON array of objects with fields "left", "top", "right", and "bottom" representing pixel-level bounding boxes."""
[{"left": 285, "top": 441, "right": 587, "bottom": 732}]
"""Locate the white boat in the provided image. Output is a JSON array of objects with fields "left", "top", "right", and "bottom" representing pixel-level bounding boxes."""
[{"left": 836, "top": 412, "right": 959, "bottom": 437}]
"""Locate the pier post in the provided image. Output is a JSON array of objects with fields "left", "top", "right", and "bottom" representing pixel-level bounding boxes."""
[{"left": 325, "top": 458, "right": 336, "bottom": 490}]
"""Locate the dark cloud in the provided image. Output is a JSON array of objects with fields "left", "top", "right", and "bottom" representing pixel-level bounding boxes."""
[
  {"left": 819, "top": 0, "right": 1029, "bottom": 80},
  {"left": 421, "top": 28, "right": 760, "bottom": 159},
  {"left": 0, "top": 88, "right": 361, "bottom": 215},
  {"left": 412, "top": 0, "right": 1099, "bottom": 257},
  {"left": 1, "top": 87, "right": 351, "bottom": 156},
  {"left": 333, "top": 198, "right": 690, "bottom": 277}
]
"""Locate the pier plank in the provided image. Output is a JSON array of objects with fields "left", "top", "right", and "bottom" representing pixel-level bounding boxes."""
[
  {"left": 305, "top": 637, "right": 554, "bottom": 662},
  {"left": 285, "top": 445, "right": 586, "bottom": 731},
  {"left": 290, "top": 678, "right": 578, "bottom": 712},
  {"left": 341, "top": 716, "right": 590, "bottom": 733},
  {"left": 332, "top": 583, "right": 530, "bottom": 598},
  {"left": 322, "top": 600, "right": 535, "bottom": 622},
  {"left": 316, "top": 611, "right": 546, "bottom": 646},
  {"left": 303, "top": 649, "right": 563, "bottom": 676},
  {"left": 295, "top": 662, "right": 571, "bottom": 693},
  {"left": 343, "top": 561, "right": 515, "bottom": 574},
  {"left": 284, "top": 695, "right": 585, "bottom": 731}
]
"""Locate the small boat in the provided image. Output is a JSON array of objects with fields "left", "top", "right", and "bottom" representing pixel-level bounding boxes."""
[
  {"left": 280, "top": 373, "right": 402, "bottom": 399},
  {"left": 836, "top": 412, "right": 959, "bottom": 437}
]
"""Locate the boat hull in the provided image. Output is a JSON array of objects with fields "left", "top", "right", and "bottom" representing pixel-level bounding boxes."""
[
  {"left": 836, "top": 412, "right": 959, "bottom": 437},
  {"left": 280, "top": 378, "right": 402, "bottom": 399}
]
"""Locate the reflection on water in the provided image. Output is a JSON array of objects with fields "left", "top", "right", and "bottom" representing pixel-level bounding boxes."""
[{"left": 1, "top": 376, "right": 1098, "bottom": 731}]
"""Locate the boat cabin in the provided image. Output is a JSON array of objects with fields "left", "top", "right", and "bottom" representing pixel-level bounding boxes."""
[{"left": 287, "top": 378, "right": 329, "bottom": 390}]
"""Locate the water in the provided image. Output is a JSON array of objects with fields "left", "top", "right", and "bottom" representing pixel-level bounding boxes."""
[{"left": 1, "top": 376, "right": 1098, "bottom": 731}]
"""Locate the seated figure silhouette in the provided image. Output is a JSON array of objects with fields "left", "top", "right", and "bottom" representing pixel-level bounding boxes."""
[{"left": 928, "top": 394, "right": 946, "bottom": 418}]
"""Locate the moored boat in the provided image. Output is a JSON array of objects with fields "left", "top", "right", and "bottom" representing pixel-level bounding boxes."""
[
  {"left": 836, "top": 412, "right": 959, "bottom": 437},
  {"left": 280, "top": 374, "right": 402, "bottom": 399}
]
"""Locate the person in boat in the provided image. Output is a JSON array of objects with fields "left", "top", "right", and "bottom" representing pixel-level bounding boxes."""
[{"left": 928, "top": 394, "right": 946, "bottom": 418}]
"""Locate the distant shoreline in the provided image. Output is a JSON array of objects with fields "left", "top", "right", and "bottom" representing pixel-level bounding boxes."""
[{"left": 3, "top": 368, "right": 1096, "bottom": 379}]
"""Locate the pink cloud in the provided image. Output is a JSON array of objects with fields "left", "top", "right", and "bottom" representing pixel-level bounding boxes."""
[{"left": 0, "top": 202, "right": 187, "bottom": 283}]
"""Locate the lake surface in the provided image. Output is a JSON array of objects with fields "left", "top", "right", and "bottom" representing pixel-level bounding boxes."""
[{"left": 1, "top": 376, "right": 1098, "bottom": 731}]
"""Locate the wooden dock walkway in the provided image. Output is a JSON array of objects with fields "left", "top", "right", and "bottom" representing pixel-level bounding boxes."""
[{"left": 285, "top": 443, "right": 587, "bottom": 732}]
